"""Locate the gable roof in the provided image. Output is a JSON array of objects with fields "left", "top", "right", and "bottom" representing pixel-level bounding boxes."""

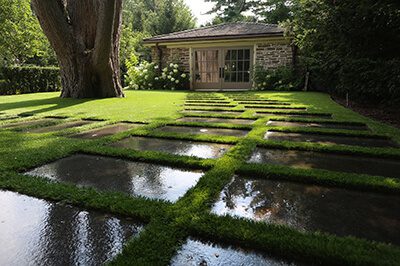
[{"left": 143, "top": 22, "right": 285, "bottom": 44}]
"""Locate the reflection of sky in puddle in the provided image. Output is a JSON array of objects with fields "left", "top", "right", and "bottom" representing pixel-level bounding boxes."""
[
  {"left": 212, "top": 176, "right": 400, "bottom": 245},
  {"left": 0, "top": 190, "right": 142, "bottom": 265},
  {"left": 171, "top": 238, "right": 296, "bottom": 266},
  {"left": 25, "top": 155, "right": 203, "bottom": 203}
]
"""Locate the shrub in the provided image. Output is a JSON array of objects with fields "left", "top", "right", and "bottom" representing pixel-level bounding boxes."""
[
  {"left": 252, "top": 65, "right": 302, "bottom": 91},
  {"left": 1, "top": 66, "right": 61, "bottom": 95},
  {"left": 125, "top": 59, "right": 190, "bottom": 91},
  {"left": 159, "top": 63, "right": 190, "bottom": 90}
]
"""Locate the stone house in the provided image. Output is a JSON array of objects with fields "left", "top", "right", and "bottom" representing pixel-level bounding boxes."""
[{"left": 143, "top": 22, "right": 295, "bottom": 91}]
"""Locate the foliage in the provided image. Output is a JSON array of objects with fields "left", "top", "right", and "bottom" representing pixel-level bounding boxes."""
[
  {"left": 252, "top": 65, "right": 302, "bottom": 91},
  {"left": 288, "top": 0, "right": 400, "bottom": 103},
  {"left": 125, "top": 61, "right": 190, "bottom": 90},
  {"left": 1, "top": 66, "right": 61, "bottom": 95},
  {"left": 205, "top": 0, "right": 293, "bottom": 24},
  {"left": 0, "top": 0, "right": 55, "bottom": 66}
]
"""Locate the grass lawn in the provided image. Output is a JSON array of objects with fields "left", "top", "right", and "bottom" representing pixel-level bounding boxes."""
[{"left": 0, "top": 90, "right": 400, "bottom": 265}]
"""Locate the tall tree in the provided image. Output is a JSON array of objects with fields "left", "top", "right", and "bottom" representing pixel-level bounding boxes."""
[
  {"left": 0, "top": 0, "right": 54, "bottom": 66},
  {"left": 31, "top": 0, "right": 124, "bottom": 98}
]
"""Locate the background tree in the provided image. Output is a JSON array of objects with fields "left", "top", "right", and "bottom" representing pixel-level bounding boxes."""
[
  {"left": 31, "top": 0, "right": 124, "bottom": 98},
  {"left": 0, "top": 0, "right": 55, "bottom": 67}
]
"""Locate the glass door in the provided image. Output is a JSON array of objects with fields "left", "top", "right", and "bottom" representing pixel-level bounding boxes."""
[
  {"left": 222, "top": 48, "right": 252, "bottom": 90},
  {"left": 193, "top": 49, "right": 222, "bottom": 90}
]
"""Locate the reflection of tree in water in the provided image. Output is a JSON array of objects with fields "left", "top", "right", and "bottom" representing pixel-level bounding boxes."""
[
  {"left": 38, "top": 203, "right": 139, "bottom": 265},
  {"left": 221, "top": 176, "right": 400, "bottom": 244}
]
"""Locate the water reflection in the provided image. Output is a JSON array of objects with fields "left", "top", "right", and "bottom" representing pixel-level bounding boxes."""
[
  {"left": 157, "top": 126, "right": 249, "bottom": 137},
  {"left": 111, "top": 136, "right": 233, "bottom": 159},
  {"left": 25, "top": 154, "right": 203, "bottom": 202},
  {"left": 212, "top": 176, "right": 400, "bottom": 245},
  {"left": 171, "top": 238, "right": 297, "bottom": 266},
  {"left": 249, "top": 148, "right": 400, "bottom": 178},
  {"left": 0, "top": 190, "right": 142, "bottom": 266}
]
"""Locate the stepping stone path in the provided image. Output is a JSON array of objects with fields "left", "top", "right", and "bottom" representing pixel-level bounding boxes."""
[
  {"left": 25, "top": 154, "right": 203, "bottom": 203},
  {"left": 26, "top": 120, "right": 94, "bottom": 133},
  {"left": 111, "top": 136, "right": 233, "bottom": 159},
  {"left": 0, "top": 118, "right": 63, "bottom": 129},
  {"left": 0, "top": 190, "right": 143, "bottom": 266},
  {"left": 212, "top": 176, "right": 400, "bottom": 245},
  {"left": 171, "top": 238, "right": 296, "bottom": 266},
  {"left": 7, "top": 92, "right": 400, "bottom": 264}
]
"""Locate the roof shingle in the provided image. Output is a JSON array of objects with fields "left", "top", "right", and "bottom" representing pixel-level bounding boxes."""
[{"left": 143, "top": 22, "right": 284, "bottom": 43}]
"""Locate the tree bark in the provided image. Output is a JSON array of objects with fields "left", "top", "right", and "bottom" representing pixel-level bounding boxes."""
[{"left": 31, "top": 0, "right": 124, "bottom": 98}]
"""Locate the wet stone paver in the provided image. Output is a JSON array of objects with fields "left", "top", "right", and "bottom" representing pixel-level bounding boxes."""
[
  {"left": 238, "top": 101, "right": 291, "bottom": 105},
  {"left": 0, "top": 190, "right": 143, "bottom": 266},
  {"left": 267, "top": 120, "right": 369, "bottom": 131},
  {"left": 25, "top": 154, "right": 203, "bottom": 202},
  {"left": 177, "top": 117, "right": 255, "bottom": 125},
  {"left": 256, "top": 112, "right": 332, "bottom": 119},
  {"left": 71, "top": 123, "right": 141, "bottom": 139},
  {"left": 212, "top": 176, "right": 400, "bottom": 245},
  {"left": 157, "top": 125, "right": 249, "bottom": 137},
  {"left": 249, "top": 148, "right": 400, "bottom": 179},
  {"left": 0, "top": 118, "right": 60, "bottom": 129},
  {"left": 246, "top": 107, "right": 307, "bottom": 112},
  {"left": 265, "top": 131, "right": 398, "bottom": 148},
  {"left": 184, "top": 110, "right": 244, "bottom": 115},
  {"left": 110, "top": 136, "right": 233, "bottom": 159},
  {"left": 26, "top": 120, "right": 94, "bottom": 133},
  {"left": 171, "top": 238, "right": 297, "bottom": 266},
  {"left": 185, "top": 103, "right": 237, "bottom": 108}
]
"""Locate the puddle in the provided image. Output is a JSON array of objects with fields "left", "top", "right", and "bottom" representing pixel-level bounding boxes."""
[
  {"left": 265, "top": 131, "right": 397, "bottom": 148},
  {"left": 256, "top": 112, "right": 332, "bottom": 119},
  {"left": 26, "top": 120, "right": 94, "bottom": 133},
  {"left": 177, "top": 117, "right": 255, "bottom": 125},
  {"left": 247, "top": 107, "right": 307, "bottom": 112},
  {"left": 238, "top": 101, "right": 291, "bottom": 106},
  {"left": 212, "top": 176, "right": 400, "bottom": 245},
  {"left": 248, "top": 148, "right": 400, "bottom": 178},
  {"left": 267, "top": 121, "right": 368, "bottom": 131},
  {"left": 111, "top": 136, "right": 233, "bottom": 159},
  {"left": 157, "top": 126, "right": 249, "bottom": 137},
  {"left": 0, "top": 118, "right": 60, "bottom": 129},
  {"left": 72, "top": 123, "right": 141, "bottom": 139},
  {"left": 0, "top": 190, "right": 142, "bottom": 266},
  {"left": 184, "top": 110, "right": 244, "bottom": 115},
  {"left": 25, "top": 154, "right": 203, "bottom": 202},
  {"left": 185, "top": 104, "right": 236, "bottom": 108},
  {"left": 171, "top": 238, "right": 297, "bottom": 266}
]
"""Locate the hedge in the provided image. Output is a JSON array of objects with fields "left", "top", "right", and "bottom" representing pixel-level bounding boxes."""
[{"left": 1, "top": 66, "right": 61, "bottom": 95}]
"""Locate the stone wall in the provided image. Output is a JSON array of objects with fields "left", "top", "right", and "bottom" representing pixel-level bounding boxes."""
[
  {"left": 151, "top": 46, "right": 190, "bottom": 72},
  {"left": 255, "top": 43, "right": 293, "bottom": 70}
]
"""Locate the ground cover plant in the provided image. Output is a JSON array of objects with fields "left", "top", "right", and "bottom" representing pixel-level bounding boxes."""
[{"left": 0, "top": 90, "right": 400, "bottom": 265}]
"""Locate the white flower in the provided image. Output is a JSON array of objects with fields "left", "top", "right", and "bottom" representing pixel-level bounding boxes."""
[
  {"left": 163, "top": 67, "right": 168, "bottom": 72},
  {"left": 170, "top": 63, "right": 174, "bottom": 67},
  {"left": 175, "top": 80, "right": 179, "bottom": 84},
  {"left": 279, "top": 80, "right": 283, "bottom": 84},
  {"left": 169, "top": 72, "right": 174, "bottom": 75},
  {"left": 171, "top": 78, "right": 175, "bottom": 82},
  {"left": 174, "top": 64, "right": 178, "bottom": 69},
  {"left": 167, "top": 75, "right": 172, "bottom": 79},
  {"left": 267, "top": 75, "right": 271, "bottom": 78},
  {"left": 263, "top": 82, "right": 267, "bottom": 86},
  {"left": 154, "top": 65, "right": 159, "bottom": 69},
  {"left": 181, "top": 73, "right": 186, "bottom": 78},
  {"left": 155, "top": 77, "right": 159, "bottom": 80},
  {"left": 143, "top": 69, "right": 148, "bottom": 73},
  {"left": 173, "top": 69, "right": 178, "bottom": 73},
  {"left": 145, "top": 75, "right": 149, "bottom": 79},
  {"left": 149, "top": 83, "right": 153, "bottom": 87},
  {"left": 171, "top": 87, "right": 175, "bottom": 90}
]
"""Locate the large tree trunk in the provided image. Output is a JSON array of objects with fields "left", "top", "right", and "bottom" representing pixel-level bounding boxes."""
[{"left": 31, "top": 0, "right": 124, "bottom": 98}]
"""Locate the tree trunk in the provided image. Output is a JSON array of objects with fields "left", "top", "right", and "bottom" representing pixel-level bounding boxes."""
[{"left": 31, "top": 0, "right": 124, "bottom": 98}]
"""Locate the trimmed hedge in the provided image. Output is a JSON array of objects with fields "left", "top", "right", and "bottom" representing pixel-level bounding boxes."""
[{"left": 1, "top": 66, "right": 61, "bottom": 95}]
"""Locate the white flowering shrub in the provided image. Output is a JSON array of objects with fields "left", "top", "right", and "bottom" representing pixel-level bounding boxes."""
[
  {"left": 160, "top": 63, "right": 190, "bottom": 90},
  {"left": 125, "top": 58, "right": 189, "bottom": 90},
  {"left": 125, "top": 60, "right": 159, "bottom": 90}
]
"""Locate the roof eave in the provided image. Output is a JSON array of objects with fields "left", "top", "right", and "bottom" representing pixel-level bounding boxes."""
[{"left": 143, "top": 32, "right": 285, "bottom": 44}]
